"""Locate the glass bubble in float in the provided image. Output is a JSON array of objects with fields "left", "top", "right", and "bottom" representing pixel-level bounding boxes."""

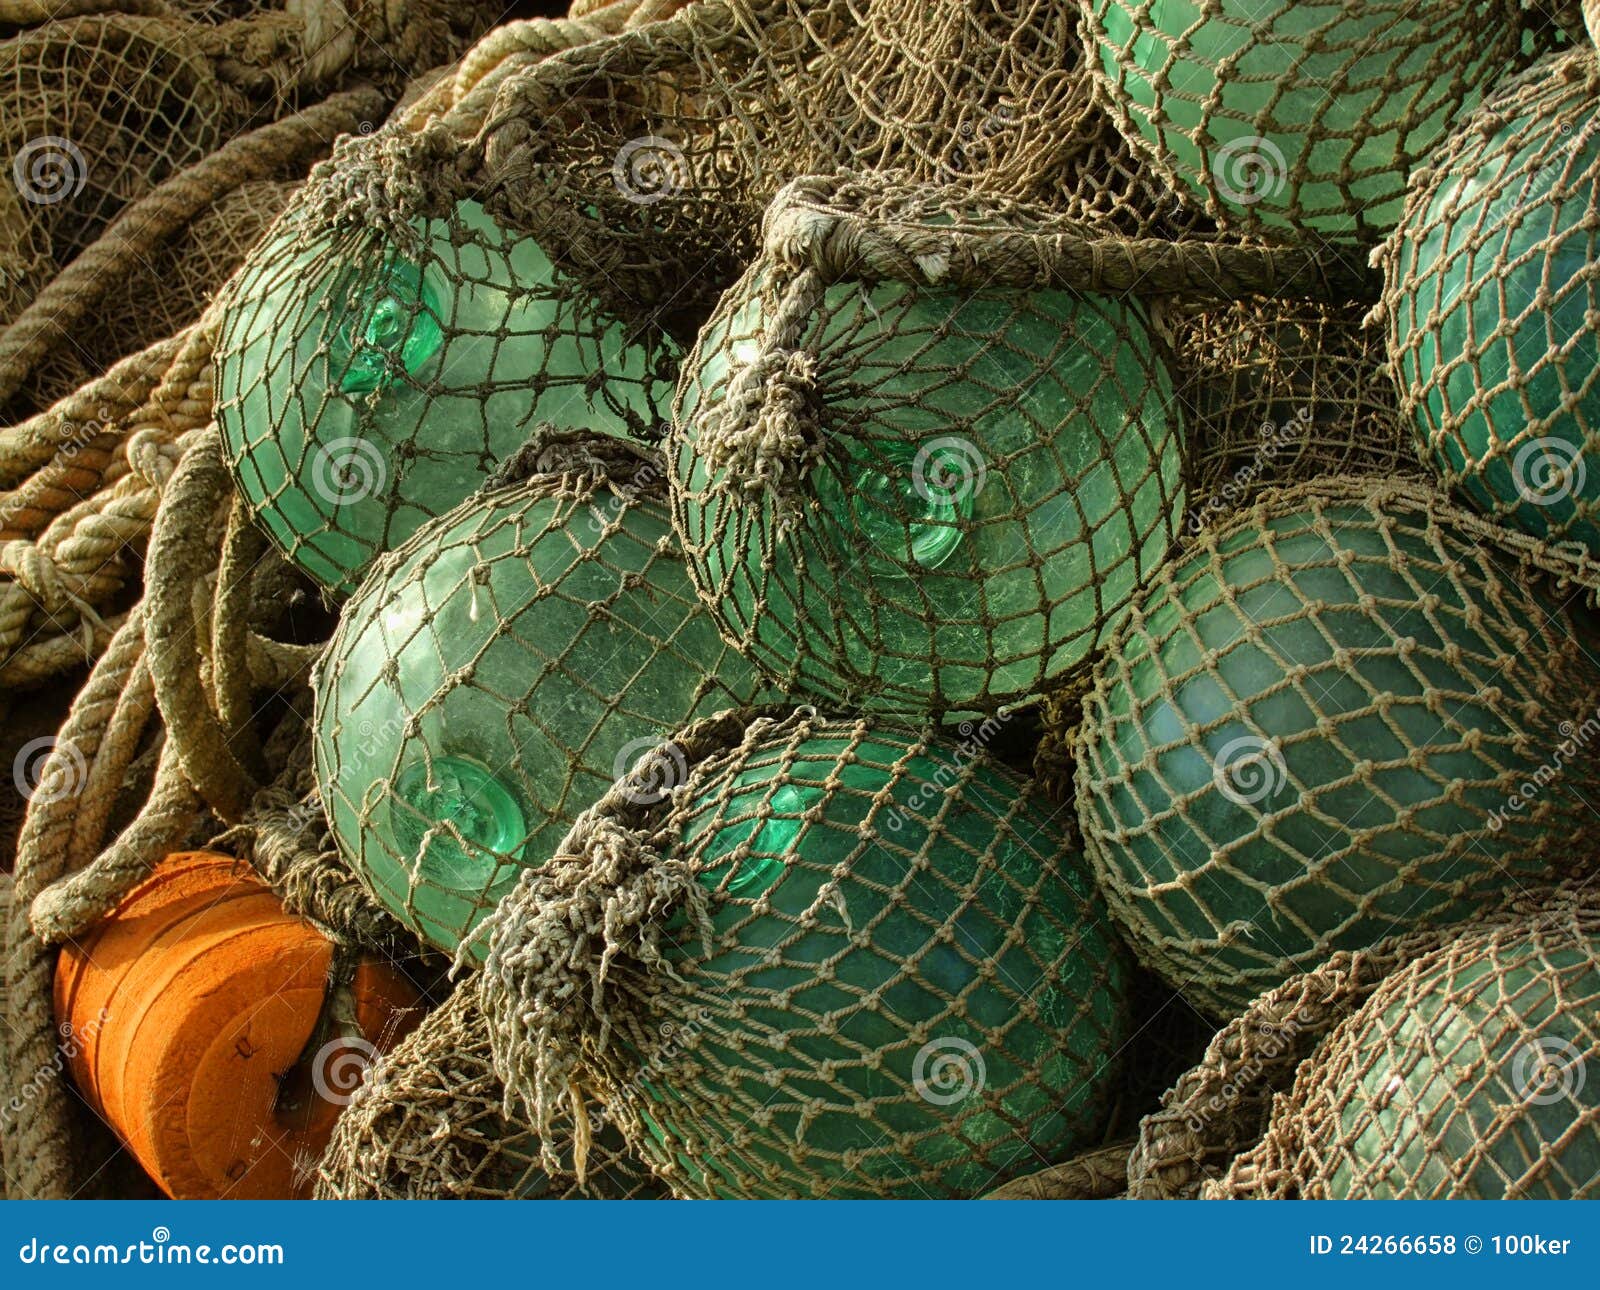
[
  {"left": 1385, "top": 51, "right": 1600, "bottom": 554},
  {"left": 215, "top": 198, "right": 676, "bottom": 596},
  {"left": 311, "top": 470, "right": 762, "bottom": 958},
  {"left": 1087, "top": 0, "right": 1531, "bottom": 236},
  {"left": 672, "top": 268, "right": 1183, "bottom": 716}
]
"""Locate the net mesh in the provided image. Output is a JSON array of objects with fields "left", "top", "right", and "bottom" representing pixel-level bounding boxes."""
[
  {"left": 311, "top": 443, "right": 765, "bottom": 959},
  {"left": 1199, "top": 886, "right": 1600, "bottom": 1199},
  {"left": 1074, "top": 475, "right": 1600, "bottom": 1018},
  {"left": 1082, "top": 0, "right": 1551, "bottom": 241},
  {"left": 316, "top": 978, "right": 665, "bottom": 1199},
  {"left": 1382, "top": 47, "right": 1600, "bottom": 557},
  {"left": 0, "top": 14, "right": 230, "bottom": 318},
  {"left": 1178, "top": 298, "right": 1423, "bottom": 529},
  {"left": 478, "top": 708, "right": 1134, "bottom": 1199},
  {"left": 668, "top": 171, "right": 1191, "bottom": 718},
  {"left": 213, "top": 138, "right": 682, "bottom": 597}
]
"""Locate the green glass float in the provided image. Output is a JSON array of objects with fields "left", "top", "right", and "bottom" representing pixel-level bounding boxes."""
[
  {"left": 311, "top": 471, "right": 761, "bottom": 958},
  {"left": 1386, "top": 49, "right": 1600, "bottom": 555},
  {"left": 216, "top": 197, "right": 675, "bottom": 596},
  {"left": 1075, "top": 485, "right": 1600, "bottom": 1016},
  {"left": 608, "top": 724, "right": 1132, "bottom": 1198},
  {"left": 673, "top": 267, "right": 1184, "bottom": 715},
  {"left": 1087, "top": 0, "right": 1530, "bottom": 237},
  {"left": 1323, "top": 932, "right": 1600, "bottom": 1198}
]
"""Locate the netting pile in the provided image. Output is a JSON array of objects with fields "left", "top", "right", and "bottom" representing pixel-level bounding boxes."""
[
  {"left": 477, "top": 709, "right": 1133, "bottom": 1199},
  {"left": 1075, "top": 475, "right": 1600, "bottom": 1018},
  {"left": 1381, "top": 47, "right": 1600, "bottom": 556},
  {"left": 316, "top": 978, "right": 664, "bottom": 1199},
  {"left": 1132, "top": 883, "right": 1600, "bottom": 1199}
]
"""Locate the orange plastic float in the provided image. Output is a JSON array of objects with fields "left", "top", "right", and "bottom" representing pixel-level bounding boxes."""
[{"left": 54, "top": 851, "right": 423, "bottom": 1199}]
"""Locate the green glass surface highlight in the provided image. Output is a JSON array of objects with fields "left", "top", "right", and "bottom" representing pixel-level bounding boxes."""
[
  {"left": 634, "top": 734, "right": 1130, "bottom": 1198},
  {"left": 1330, "top": 942, "right": 1600, "bottom": 1197},
  {"left": 313, "top": 483, "right": 761, "bottom": 958},
  {"left": 1396, "top": 83, "right": 1600, "bottom": 552},
  {"left": 391, "top": 755, "right": 526, "bottom": 892},
  {"left": 217, "top": 199, "right": 674, "bottom": 597},
  {"left": 1093, "top": 0, "right": 1507, "bottom": 234},
  {"left": 678, "top": 276, "right": 1182, "bottom": 712},
  {"left": 1084, "top": 504, "right": 1581, "bottom": 1008}
]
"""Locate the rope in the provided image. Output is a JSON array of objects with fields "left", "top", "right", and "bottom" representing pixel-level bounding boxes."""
[{"left": 0, "top": 88, "right": 386, "bottom": 407}]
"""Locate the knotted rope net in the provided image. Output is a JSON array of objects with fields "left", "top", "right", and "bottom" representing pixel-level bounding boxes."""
[
  {"left": 668, "top": 169, "right": 1384, "bottom": 719},
  {"left": 1380, "top": 46, "right": 1600, "bottom": 557},
  {"left": 477, "top": 707, "right": 1134, "bottom": 1199},
  {"left": 1082, "top": 0, "right": 1563, "bottom": 241},
  {"left": 1130, "top": 881, "right": 1600, "bottom": 1199},
  {"left": 1074, "top": 474, "right": 1600, "bottom": 1018}
]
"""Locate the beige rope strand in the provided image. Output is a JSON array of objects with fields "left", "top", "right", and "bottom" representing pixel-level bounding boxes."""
[
  {"left": 3, "top": 614, "right": 145, "bottom": 1198},
  {"left": 0, "top": 87, "right": 386, "bottom": 406}
]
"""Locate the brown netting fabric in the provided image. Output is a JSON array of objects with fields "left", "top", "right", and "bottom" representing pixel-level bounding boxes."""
[
  {"left": 1130, "top": 883, "right": 1600, "bottom": 1199},
  {"left": 316, "top": 978, "right": 665, "bottom": 1199},
  {"left": 667, "top": 170, "right": 1376, "bottom": 719},
  {"left": 1177, "top": 298, "right": 1423, "bottom": 531},
  {"left": 1081, "top": 0, "right": 1556, "bottom": 242},
  {"left": 1380, "top": 47, "right": 1600, "bottom": 557},
  {"left": 478, "top": 707, "right": 1135, "bottom": 1199},
  {"left": 310, "top": 437, "right": 766, "bottom": 959},
  {"left": 0, "top": 15, "right": 231, "bottom": 319},
  {"left": 14, "top": 178, "right": 297, "bottom": 415},
  {"left": 1074, "top": 474, "right": 1600, "bottom": 1019}
]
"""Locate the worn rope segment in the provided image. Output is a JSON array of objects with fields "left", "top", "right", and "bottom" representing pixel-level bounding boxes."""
[
  {"left": 3, "top": 616, "right": 149, "bottom": 1198},
  {"left": 316, "top": 977, "right": 665, "bottom": 1198},
  {"left": 981, "top": 1142, "right": 1132, "bottom": 1200}
]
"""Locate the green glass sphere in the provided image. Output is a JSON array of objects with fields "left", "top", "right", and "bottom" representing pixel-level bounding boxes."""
[
  {"left": 1323, "top": 935, "right": 1600, "bottom": 1197},
  {"left": 673, "top": 270, "right": 1183, "bottom": 715},
  {"left": 1077, "top": 494, "right": 1600, "bottom": 1015},
  {"left": 1089, "top": 0, "right": 1525, "bottom": 237},
  {"left": 216, "top": 198, "right": 674, "bottom": 596},
  {"left": 1388, "top": 52, "right": 1600, "bottom": 554},
  {"left": 312, "top": 476, "right": 761, "bottom": 958},
  {"left": 621, "top": 728, "right": 1131, "bottom": 1198}
]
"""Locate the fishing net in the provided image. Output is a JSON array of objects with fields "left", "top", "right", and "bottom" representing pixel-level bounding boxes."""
[
  {"left": 311, "top": 435, "right": 765, "bottom": 958},
  {"left": 668, "top": 171, "right": 1374, "bottom": 719},
  {"left": 212, "top": 129, "right": 683, "bottom": 598},
  {"left": 477, "top": 707, "right": 1134, "bottom": 1200},
  {"left": 14, "top": 178, "right": 297, "bottom": 416},
  {"left": 1380, "top": 47, "right": 1600, "bottom": 558},
  {"left": 1074, "top": 474, "right": 1600, "bottom": 1019},
  {"left": 316, "top": 978, "right": 665, "bottom": 1199},
  {"left": 1131, "top": 883, "right": 1600, "bottom": 1199},
  {"left": 1177, "top": 298, "right": 1422, "bottom": 529},
  {"left": 1082, "top": 0, "right": 1555, "bottom": 241}
]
